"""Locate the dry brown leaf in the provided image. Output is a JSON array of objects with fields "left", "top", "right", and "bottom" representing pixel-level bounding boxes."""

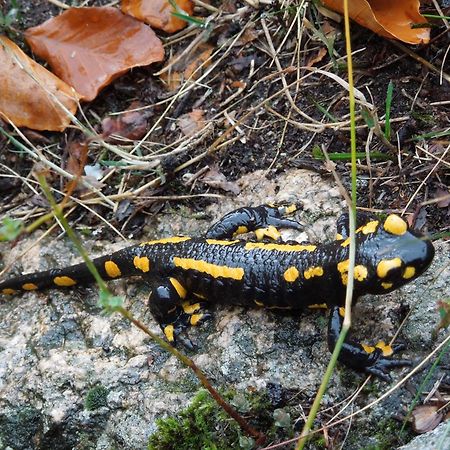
[
  {"left": 411, "top": 405, "right": 444, "bottom": 433},
  {"left": 178, "top": 109, "right": 205, "bottom": 136},
  {"left": 121, "top": 0, "right": 194, "bottom": 33},
  {"left": 0, "top": 36, "right": 80, "bottom": 132},
  {"left": 306, "top": 47, "right": 328, "bottom": 67},
  {"left": 101, "top": 101, "right": 151, "bottom": 142},
  {"left": 200, "top": 167, "right": 240, "bottom": 195},
  {"left": 25, "top": 7, "right": 165, "bottom": 101},
  {"left": 160, "top": 43, "right": 214, "bottom": 90},
  {"left": 321, "top": 0, "right": 430, "bottom": 44}
]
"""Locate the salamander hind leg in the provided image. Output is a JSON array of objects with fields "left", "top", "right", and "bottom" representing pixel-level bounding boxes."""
[
  {"left": 206, "top": 203, "right": 304, "bottom": 241},
  {"left": 146, "top": 277, "right": 212, "bottom": 349},
  {"left": 327, "top": 306, "right": 411, "bottom": 381}
]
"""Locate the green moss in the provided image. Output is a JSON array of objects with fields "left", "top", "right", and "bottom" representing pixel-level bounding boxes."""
[
  {"left": 148, "top": 389, "right": 282, "bottom": 450},
  {"left": 84, "top": 385, "right": 109, "bottom": 411}
]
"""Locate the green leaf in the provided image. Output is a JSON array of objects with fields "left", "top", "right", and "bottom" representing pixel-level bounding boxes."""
[{"left": 0, "top": 217, "right": 23, "bottom": 242}]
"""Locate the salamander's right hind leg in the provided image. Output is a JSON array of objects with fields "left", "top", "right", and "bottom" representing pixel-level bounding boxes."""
[{"left": 146, "top": 277, "right": 212, "bottom": 348}]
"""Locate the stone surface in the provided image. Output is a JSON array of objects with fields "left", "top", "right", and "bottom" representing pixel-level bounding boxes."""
[{"left": 0, "top": 169, "right": 448, "bottom": 449}]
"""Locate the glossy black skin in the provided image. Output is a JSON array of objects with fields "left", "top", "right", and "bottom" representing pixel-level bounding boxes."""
[{"left": 0, "top": 205, "right": 435, "bottom": 381}]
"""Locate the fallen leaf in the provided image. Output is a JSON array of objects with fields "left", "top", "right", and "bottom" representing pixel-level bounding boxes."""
[
  {"left": 25, "top": 7, "right": 165, "bottom": 101},
  {"left": 321, "top": 0, "right": 430, "bottom": 44},
  {"left": 0, "top": 36, "right": 79, "bottom": 132},
  {"left": 178, "top": 109, "right": 205, "bottom": 136},
  {"left": 121, "top": 0, "right": 194, "bottom": 33},
  {"left": 306, "top": 47, "right": 328, "bottom": 67},
  {"left": 66, "top": 141, "right": 88, "bottom": 178},
  {"left": 101, "top": 101, "right": 151, "bottom": 142},
  {"left": 200, "top": 167, "right": 240, "bottom": 195},
  {"left": 434, "top": 188, "right": 450, "bottom": 208},
  {"left": 411, "top": 405, "right": 443, "bottom": 433},
  {"left": 160, "top": 42, "right": 214, "bottom": 90}
]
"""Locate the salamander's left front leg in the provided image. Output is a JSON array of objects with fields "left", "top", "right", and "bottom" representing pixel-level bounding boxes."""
[
  {"left": 327, "top": 306, "right": 411, "bottom": 381},
  {"left": 147, "top": 277, "right": 212, "bottom": 348}
]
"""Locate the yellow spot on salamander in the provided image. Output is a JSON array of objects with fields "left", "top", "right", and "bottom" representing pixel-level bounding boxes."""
[
  {"left": 170, "top": 278, "right": 187, "bottom": 299},
  {"left": 244, "top": 242, "right": 316, "bottom": 252},
  {"left": 354, "top": 265, "right": 368, "bottom": 281},
  {"left": 403, "top": 266, "right": 416, "bottom": 279},
  {"left": 337, "top": 259, "right": 349, "bottom": 285},
  {"left": 182, "top": 301, "right": 200, "bottom": 314},
  {"left": 134, "top": 256, "right": 150, "bottom": 273},
  {"left": 375, "top": 341, "right": 393, "bottom": 356},
  {"left": 22, "top": 283, "right": 38, "bottom": 291},
  {"left": 303, "top": 266, "right": 324, "bottom": 279},
  {"left": 164, "top": 325, "right": 175, "bottom": 342},
  {"left": 104, "top": 260, "right": 121, "bottom": 278},
  {"left": 339, "top": 307, "right": 346, "bottom": 317},
  {"left": 254, "top": 300, "right": 264, "bottom": 307},
  {"left": 384, "top": 214, "right": 407, "bottom": 235},
  {"left": 381, "top": 281, "right": 393, "bottom": 289},
  {"left": 233, "top": 226, "right": 248, "bottom": 236},
  {"left": 341, "top": 238, "right": 350, "bottom": 248},
  {"left": 358, "top": 220, "right": 379, "bottom": 235},
  {"left": 284, "top": 266, "right": 299, "bottom": 282},
  {"left": 283, "top": 204, "right": 298, "bottom": 214},
  {"left": 362, "top": 344, "right": 375, "bottom": 354},
  {"left": 255, "top": 226, "right": 281, "bottom": 241},
  {"left": 335, "top": 233, "right": 343, "bottom": 241},
  {"left": 205, "top": 239, "right": 239, "bottom": 246},
  {"left": 377, "top": 258, "right": 402, "bottom": 278},
  {"left": 2, "top": 288, "right": 16, "bottom": 295},
  {"left": 190, "top": 314, "right": 203, "bottom": 326},
  {"left": 308, "top": 303, "right": 327, "bottom": 309},
  {"left": 173, "top": 257, "right": 244, "bottom": 280},
  {"left": 141, "top": 236, "right": 191, "bottom": 246},
  {"left": 54, "top": 276, "right": 77, "bottom": 287}
]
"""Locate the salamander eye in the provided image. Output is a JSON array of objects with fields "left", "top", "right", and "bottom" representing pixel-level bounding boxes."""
[{"left": 383, "top": 215, "right": 407, "bottom": 236}]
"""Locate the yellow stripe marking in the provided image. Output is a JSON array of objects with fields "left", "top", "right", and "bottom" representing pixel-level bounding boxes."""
[
  {"left": 170, "top": 278, "right": 187, "bottom": 299},
  {"left": 182, "top": 301, "right": 200, "bottom": 314},
  {"left": 284, "top": 204, "right": 297, "bottom": 214},
  {"left": 255, "top": 226, "right": 281, "bottom": 241},
  {"left": 362, "top": 344, "right": 375, "bottom": 354},
  {"left": 22, "top": 283, "right": 38, "bottom": 291},
  {"left": 2, "top": 288, "right": 16, "bottom": 295},
  {"left": 308, "top": 303, "right": 328, "bottom": 309},
  {"left": 54, "top": 276, "right": 77, "bottom": 287},
  {"left": 377, "top": 258, "right": 402, "bottom": 278},
  {"left": 354, "top": 265, "right": 368, "bottom": 281},
  {"left": 381, "top": 282, "right": 393, "bottom": 289},
  {"left": 190, "top": 314, "right": 203, "bottom": 326},
  {"left": 283, "top": 266, "right": 299, "bottom": 282},
  {"left": 164, "top": 325, "right": 175, "bottom": 342},
  {"left": 233, "top": 226, "right": 248, "bottom": 236},
  {"left": 303, "top": 266, "right": 324, "bottom": 280},
  {"left": 341, "top": 238, "right": 350, "bottom": 248},
  {"left": 105, "top": 260, "right": 121, "bottom": 278},
  {"left": 173, "top": 257, "right": 244, "bottom": 280},
  {"left": 403, "top": 266, "right": 416, "bottom": 279},
  {"left": 383, "top": 214, "right": 407, "bottom": 235},
  {"left": 335, "top": 233, "right": 343, "bottom": 241},
  {"left": 205, "top": 239, "right": 239, "bottom": 246},
  {"left": 244, "top": 242, "right": 316, "bottom": 252},
  {"left": 133, "top": 256, "right": 150, "bottom": 273},
  {"left": 254, "top": 299, "right": 264, "bottom": 307},
  {"left": 359, "top": 220, "right": 379, "bottom": 234},
  {"left": 141, "top": 236, "right": 191, "bottom": 246},
  {"left": 375, "top": 341, "right": 393, "bottom": 356}
]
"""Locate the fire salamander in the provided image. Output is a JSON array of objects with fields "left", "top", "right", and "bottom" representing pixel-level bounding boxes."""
[{"left": 0, "top": 204, "right": 435, "bottom": 381}]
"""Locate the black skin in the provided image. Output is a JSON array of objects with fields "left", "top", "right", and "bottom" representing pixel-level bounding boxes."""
[{"left": 0, "top": 205, "right": 435, "bottom": 381}]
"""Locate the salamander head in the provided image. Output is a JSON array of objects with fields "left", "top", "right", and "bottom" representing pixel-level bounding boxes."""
[{"left": 358, "top": 214, "right": 435, "bottom": 295}]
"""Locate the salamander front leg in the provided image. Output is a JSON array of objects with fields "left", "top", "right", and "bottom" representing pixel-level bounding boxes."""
[
  {"left": 206, "top": 203, "right": 304, "bottom": 240},
  {"left": 335, "top": 211, "right": 379, "bottom": 240},
  {"left": 147, "top": 277, "right": 212, "bottom": 348},
  {"left": 327, "top": 306, "right": 411, "bottom": 381}
]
